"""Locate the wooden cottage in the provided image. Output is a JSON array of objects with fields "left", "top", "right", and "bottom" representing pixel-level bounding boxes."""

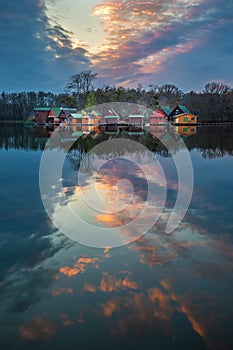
[
  {"left": 59, "top": 108, "right": 77, "bottom": 122},
  {"left": 169, "top": 105, "right": 198, "bottom": 125},
  {"left": 47, "top": 107, "right": 62, "bottom": 124},
  {"left": 150, "top": 106, "right": 171, "bottom": 125},
  {"left": 70, "top": 113, "right": 83, "bottom": 124},
  {"left": 127, "top": 115, "right": 144, "bottom": 127},
  {"left": 34, "top": 107, "right": 50, "bottom": 124},
  {"left": 87, "top": 113, "right": 99, "bottom": 125}
]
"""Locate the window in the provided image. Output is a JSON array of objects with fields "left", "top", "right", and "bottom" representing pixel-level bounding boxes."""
[
  {"left": 183, "top": 117, "right": 188, "bottom": 122},
  {"left": 183, "top": 127, "right": 188, "bottom": 132},
  {"left": 191, "top": 117, "right": 195, "bottom": 121}
]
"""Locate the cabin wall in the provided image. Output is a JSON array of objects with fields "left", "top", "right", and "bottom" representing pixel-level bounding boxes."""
[
  {"left": 35, "top": 111, "right": 49, "bottom": 124},
  {"left": 173, "top": 114, "right": 197, "bottom": 124},
  {"left": 150, "top": 116, "right": 167, "bottom": 124}
]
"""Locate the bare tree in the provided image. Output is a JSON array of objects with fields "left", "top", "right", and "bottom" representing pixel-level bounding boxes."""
[
  {"left": 203, "top": 82, "right": 230, "bottom": 94},
  {"left": 65, "top": 70, "right": 97, "bottom": 96}
]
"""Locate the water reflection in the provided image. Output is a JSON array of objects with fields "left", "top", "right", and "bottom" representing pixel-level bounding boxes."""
[
  {"left": 0, "top": 124, "right": 233, "bottom": 349},
  {"left": 1, "top": 124, "right": 233, "bottom": 159}
]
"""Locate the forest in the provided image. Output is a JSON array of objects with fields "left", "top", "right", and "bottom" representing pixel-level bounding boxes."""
[{"left": 0, "top": 71, "right": 232, "bottom": 123}]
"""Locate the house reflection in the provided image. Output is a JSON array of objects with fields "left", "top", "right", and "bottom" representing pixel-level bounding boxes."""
[
  {"left": 175, "top": 125, "right": 197, "bottom": 136},
  {"left": 149, "top": 125, "right": 168, "bottom": 139}
]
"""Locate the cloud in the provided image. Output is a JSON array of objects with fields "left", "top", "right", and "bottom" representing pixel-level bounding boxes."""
[
  {"left": 91, "top": 0, "right": 233, "bottom": 89},
  {"left": 0, "top": 0, "right": 91, "bottom": 91}
]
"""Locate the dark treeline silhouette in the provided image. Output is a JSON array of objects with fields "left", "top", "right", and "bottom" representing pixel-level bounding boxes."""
[
  {"left": 0, "top": 124, "right": 48, "bottom": 150},
  {"left": 0, "top": 78, "right": 232, "bottom": 122}
]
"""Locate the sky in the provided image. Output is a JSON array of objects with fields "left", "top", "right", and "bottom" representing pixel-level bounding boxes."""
[{"left": 0, "top": 0, "right": 232, "bottom": 92}]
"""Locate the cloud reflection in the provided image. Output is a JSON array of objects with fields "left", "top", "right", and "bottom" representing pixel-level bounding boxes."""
[
  {"left": 59, "top": 257, "right": 99, "bottom": 278},
  {"left": 20, "top": 317, "right": 56, "bottom": 341}
]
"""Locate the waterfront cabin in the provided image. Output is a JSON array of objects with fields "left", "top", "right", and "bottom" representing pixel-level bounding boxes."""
[
  {"left": 70, "top": 113, "right": 83, "bottom": 124},
  {"left": 59, "top": 108, "right": 77, "bottom": 122},
  {"left": 34, "top": 107, "right": 50, "bottom": 124},
  {"left": 127, "top": 115, "right": 144, "bottom": 127},
  {"left": 150, "top": 107, "right": 170, "bottom": 125},
  {"left": 87, "top": 113, "right": 99, "bottom": 125},
  {"left": 169, "top": 105, "right": 198, "bottom": 125},
  {"left": 47, "top": 107, "right": 61, "bottom": 124}
]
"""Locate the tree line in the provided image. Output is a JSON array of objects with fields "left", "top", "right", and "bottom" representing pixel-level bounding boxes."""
[{"left": 0, "top": 70, "right": 232, "bottom": 122}]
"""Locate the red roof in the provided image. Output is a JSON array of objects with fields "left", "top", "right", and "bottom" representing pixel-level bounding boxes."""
[{"left": 150, "top": 109, "right": 167, "bottom": 118}]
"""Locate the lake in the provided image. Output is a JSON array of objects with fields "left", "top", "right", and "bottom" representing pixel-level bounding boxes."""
[{"left": 0, "top": 123, "right": 233, "bottom": 350}]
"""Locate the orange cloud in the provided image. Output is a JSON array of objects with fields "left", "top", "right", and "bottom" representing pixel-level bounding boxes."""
[
  {"left": 83, "top": 283, "right": 97, "bottom": 293},
  {"left": 19, "top": 317, "right": 56, "bottom": 341},
  {"left": 91, "top": 0, "right": 204, "bottom": 84},
  {"left": 52, "top": 288, "right": 74, "bottom": 297},
  {"left": 100, "top": 299, "right": 120, "bottom": 317},
  {"left": 59, "top": 257, "right": 99, "bottom": 278},
  {"left": 99, "top": 273, "right": 139, "bottom": 292},
  {"left": 60, "top": 314, "right": 74, "bottom": 328}
]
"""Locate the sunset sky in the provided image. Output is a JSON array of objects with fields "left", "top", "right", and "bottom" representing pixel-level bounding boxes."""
[{"left": 0, "top": 0, "right": 232, "bottom": 92}]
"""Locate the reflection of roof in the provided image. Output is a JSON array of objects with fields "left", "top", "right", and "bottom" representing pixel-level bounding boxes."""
[
  {"left": 128, "top": 132, "right": 144, "bottom": 135},
  {"left": 127, "top": 115, "right": 145, "bottom": 118},
  {"left": 71, "top": 113, "right": 83, "bottom": 119},
  {"left": 104, "top": 131, "right": 119, "bottom": 134},
  {"left": 71, "top": 131, "right": 83, "bottom": 137},
  {"left": 34, "top": 107, "right": 50, "bottom": 111}
]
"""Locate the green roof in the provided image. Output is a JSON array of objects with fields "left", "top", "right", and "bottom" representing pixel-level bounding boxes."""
[
  {"left": 161, "top": 106, "right": 172, "bottom": 115},
  {"left": 51, "top": 107, "right": 61, "bottom": 117},
  {"left": 71, "top": 113, "right": 83, "bottom": 119},
  {"left": 104, "top": 115, "right": 119, "bottom": 119},
  {"left": 71, "top": 131, "right": 83, "bottom": 137},
  {"left": 128, "top": 132, "right": 144, "bottom": 135},
  {"left": 178, "top": 105, "right": 191, "bottom": 114},
  {"left": 104, "top": 131, "right": 119, "bottom": 134},
  {"left": 34, "top": 107, "right": 50, "bottom": 111}
]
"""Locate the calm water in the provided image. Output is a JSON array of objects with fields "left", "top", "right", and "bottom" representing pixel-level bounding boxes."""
[{"left": 0, "top": 124, "right": 233, "bottom": 350}]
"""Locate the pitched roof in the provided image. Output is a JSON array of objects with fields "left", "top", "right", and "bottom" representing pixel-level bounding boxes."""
[
  {"left": 88, "top": 113, "right": 98, "bottom": 120},
  {"left": 34, "top": 107, "right": 50, "bottom": 111},
  {"left": 104, "top": 115, "right": 119, "bottom": 119},
  {"left": 160, "top": 106, "right": 172, "bottom": 116},
  {"left": 178, "top": 105, "right": 191, "bottom": 114},
  {"left": 127, "top": 115, "right": 145, "bottom": 118},
  {"left": 71, "top": 113, "right": 83, "bottom": 119},
  {"left": 151, "top": 110, "right": 166, "bottom": 117},
  {"left": 61, "top": 108, "right": 77, "bottom": 112},
  {"left": 51, "top": 107, "right": 61, "bottom": 117}
]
